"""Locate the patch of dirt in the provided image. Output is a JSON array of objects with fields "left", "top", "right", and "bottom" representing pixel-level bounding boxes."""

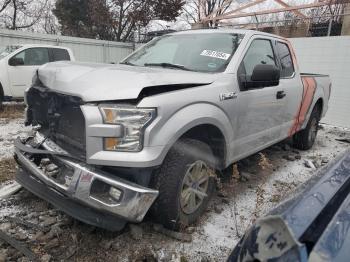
[
  {"left": 269, "top": 180, "right": 298, "bottom": 204},
  {"left": 0, "top": 158, "right": 16, "bottom": 183},
  {"left": 0, "top": 103, "right": 25, "bottom": 120}
]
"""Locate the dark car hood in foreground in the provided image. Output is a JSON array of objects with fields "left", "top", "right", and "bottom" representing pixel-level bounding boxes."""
[
  {"left": 228, "top": 149, "right": 350, "bottom": 262},
  {"left": 37, "top": 61, "right": 218, "bottom": 102}
]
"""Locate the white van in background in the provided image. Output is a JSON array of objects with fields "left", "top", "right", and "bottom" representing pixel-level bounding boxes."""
[{"left": 0, "top": 44, "right": 75, "bottom": 107}]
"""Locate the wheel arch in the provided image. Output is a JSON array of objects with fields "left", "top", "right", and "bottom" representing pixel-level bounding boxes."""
[
  {"left": 301, "top": 97, "right": 324, "bottom": 130},
  {"left": 179, "top": 124, "right": 227, "bottom": 169},
  {"left": 314, "top": 98, "right": 323, "bottom": 117},
  {"left": 147, "top": 103, "right": 233, "bottom": 170}
]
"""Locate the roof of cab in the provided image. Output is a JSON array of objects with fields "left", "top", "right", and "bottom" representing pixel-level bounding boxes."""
[
  {"left": 169, "top": 28, "right": 287, "bottom": 41},
  {"left": 19, "top": 44, "right": 71, "bottom": 50}
]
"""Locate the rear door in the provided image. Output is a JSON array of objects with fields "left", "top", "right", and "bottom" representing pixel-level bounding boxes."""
[
  {"left": 232, "top": 37, "right": 287, "bottom": 159},
  {"left": 8, "top": 47, "right": 49, "bottom": 97},
  {"left": 274, "top": 41, "right": 303, "bottom": 137}
]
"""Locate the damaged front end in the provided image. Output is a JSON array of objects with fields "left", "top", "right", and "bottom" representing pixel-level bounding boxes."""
[
  {"left": 24, "top": 85, "right": 86, "bottom": 160},
  {"left": 14, "top": 84, "right": 158, "bottom": 231}
]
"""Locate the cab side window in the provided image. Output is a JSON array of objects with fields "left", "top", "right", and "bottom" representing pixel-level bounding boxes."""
[
  {"left": 12, "top": 48, "right": 49, "bottom": 66},
  {"left": 239, "top": 39, "right": 276, "bottom": 76},
  {"left": 50, "top": 48, "right": 70, "bottom": 62},
  {"left": 276, "top": 42, "right": 294, "bottom": 78}
]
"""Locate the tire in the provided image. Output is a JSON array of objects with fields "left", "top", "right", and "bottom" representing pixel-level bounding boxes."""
[
  {"left": 150, "top": 138, "right": 216, "bottom": 230},
  {"left": 293, "top": 105, "right": 321, "bottom": 150}
]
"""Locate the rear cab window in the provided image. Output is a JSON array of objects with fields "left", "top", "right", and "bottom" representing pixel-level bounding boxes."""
[
  {"left": 276, "top": 42, "right": 294, "bottom": 78},
  {"left": 50, "top": 48, "right": 70, "bottom": 62}
]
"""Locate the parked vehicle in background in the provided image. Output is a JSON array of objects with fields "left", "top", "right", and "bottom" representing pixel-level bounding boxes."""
[
  {"left": 15, "top": 29, "right": 331, "bottom": 232},
  {"left": 0, "top": 44, "right": 75, "bottom": 107},
  {"left": 228, "top": 149, "right": 350, "bottom": 262}
]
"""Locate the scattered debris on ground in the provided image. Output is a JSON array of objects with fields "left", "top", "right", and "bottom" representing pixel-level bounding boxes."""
[
  {"left": 0, "top": 229, "right": 38, "bottom": 261},
  {"left": 336, "top": 138, "right": 350, "bottom": 144},
  {"left": 304, "top": 159, "right": 316, "bottom": 169},
  {"left": 0, "top": 104, "right": 349, "bottom": 261},
  {"left": 0, "top": 182, "right": 22, "bottom": 200}
]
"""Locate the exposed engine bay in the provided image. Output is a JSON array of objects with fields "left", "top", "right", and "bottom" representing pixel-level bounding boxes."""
[{"left": 25, "top": 85, "right": 86, "bottom": 160}]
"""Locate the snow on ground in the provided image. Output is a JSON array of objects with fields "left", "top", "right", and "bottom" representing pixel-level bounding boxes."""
[
  {"left": 0, "top": 118, "right": 30, "bottom": 160},
  {"left": 0, "top": 103, "right": 31, "bottom": 161},
  {"left": 0, "top": 106, "right": 349, "bottom": 261}
]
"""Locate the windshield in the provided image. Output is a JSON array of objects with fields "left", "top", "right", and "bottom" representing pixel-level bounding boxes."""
[
  {"left": 122, "top": 33, "right": 244, "bottom": 73},
  {"left": 0, "top": 45, "right": 22, "bottom": 60}
]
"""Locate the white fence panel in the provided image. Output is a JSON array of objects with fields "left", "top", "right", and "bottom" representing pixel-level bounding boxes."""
[
  {"left": 0, "top": 29, "right": 134, "bottom": 63},
  {"left": 289, "top": 36, "right": 350, "bottom": 128}
]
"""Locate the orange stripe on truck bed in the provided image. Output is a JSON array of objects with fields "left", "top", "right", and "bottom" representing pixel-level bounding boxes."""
[{"left": 288, "top": 76, "right": 317, "bottom": 137}]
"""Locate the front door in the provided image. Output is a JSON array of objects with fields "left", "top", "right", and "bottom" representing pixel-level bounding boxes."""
[
  {"left": 8, "top": 47, "right": 49, "bottom": 97},
  {"left": 232, "top": 38, "right": 287, "bottom": 159}
]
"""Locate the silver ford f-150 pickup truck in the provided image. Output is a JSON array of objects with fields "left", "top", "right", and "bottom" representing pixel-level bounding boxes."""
[{"left": 14, "top": 29, "right": 331, "bottom": 231}]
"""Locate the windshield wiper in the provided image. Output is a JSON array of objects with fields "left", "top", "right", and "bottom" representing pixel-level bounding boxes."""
[{"left": 144, "top": 63, "right": 191, "bottom": 71}]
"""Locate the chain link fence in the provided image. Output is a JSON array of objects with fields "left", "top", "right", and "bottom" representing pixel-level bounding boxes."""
[{"left": 219, "top": 13, "right": 350, "bottom": 38}]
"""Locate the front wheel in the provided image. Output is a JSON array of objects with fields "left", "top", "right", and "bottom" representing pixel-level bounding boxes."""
[
  {"left": 293, "top": 105, "right": 321, "bottom": 150},
  {"left": 150, "top": 139, "right": 215, "bottom": 230}
]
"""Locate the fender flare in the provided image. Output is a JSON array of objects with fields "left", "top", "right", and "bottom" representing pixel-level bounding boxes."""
[
  {"left": 145, "top": 103, "right": 233, "bottom": 166},
  {"left": 301, "top": 94, "right": 324, "bottom": 130}
]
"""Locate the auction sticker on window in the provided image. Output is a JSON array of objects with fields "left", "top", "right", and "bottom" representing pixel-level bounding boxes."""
[{"left": 200, "top": 50, "right": 231, "bottom": 60}]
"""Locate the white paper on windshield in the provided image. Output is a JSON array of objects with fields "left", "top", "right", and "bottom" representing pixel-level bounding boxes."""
[{"left": 200, "top": 50, "right": 231, "bottom": 60}]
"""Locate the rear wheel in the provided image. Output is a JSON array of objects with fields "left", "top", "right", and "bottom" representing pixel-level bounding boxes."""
[
  {"left": 293, "top": 105, "right": 321, "bottom": 150},
  {"left": 150, "top": 139, "right": 215, "bottom": 230}
]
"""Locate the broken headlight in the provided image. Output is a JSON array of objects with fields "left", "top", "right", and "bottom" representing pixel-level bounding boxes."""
[{"left": 99, "top": 105, "right": 156, "bottom": 152}]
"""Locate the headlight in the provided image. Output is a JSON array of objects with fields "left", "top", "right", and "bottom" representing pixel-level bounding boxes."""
[{"left": 99, "top": 105, "right": 156, "bottom": 152}]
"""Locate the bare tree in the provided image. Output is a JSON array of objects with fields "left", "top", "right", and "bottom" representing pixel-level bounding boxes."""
[
  {"left": 182, "top": 0, "right": 234, "bottom": 27},
  {"left": 0, "top": 0, "right": 11, "bottom": 13},
  {"left": 41, "top": 0, "right": 59, "bottom": 34},
  {"left": 109, "top": 0, "right": 184, "bottom": 41},
  {"left": 54, "top": 0, "right": 184, "bottom": 42},
  {"left": 0, "top": 0, "right": 50, "bottom": 30}
]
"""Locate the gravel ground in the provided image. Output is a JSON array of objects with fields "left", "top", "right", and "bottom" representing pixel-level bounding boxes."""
[{"left": 0, "top": 104, "right": 349, "bottom": 262}]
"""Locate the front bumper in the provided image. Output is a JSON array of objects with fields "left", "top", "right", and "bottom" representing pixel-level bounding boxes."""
[
  {"left": 16, "top": 168, "right": 127, "bottom": 231},
  {"left": 14, "top": 134, "right": 159, "bottom": 228}
]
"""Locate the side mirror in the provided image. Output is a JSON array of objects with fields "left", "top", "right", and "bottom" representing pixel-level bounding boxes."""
[
  {"left": 9, "top": 57, "right": 24, "bottom": 66},
  {"left": 243, "top": 64, "right": 280, "bottom": 89}
]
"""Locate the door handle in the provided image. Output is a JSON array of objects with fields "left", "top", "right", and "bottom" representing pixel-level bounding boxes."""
[{"left": 276, "top": 91, "right": 286, "bottom": 99}]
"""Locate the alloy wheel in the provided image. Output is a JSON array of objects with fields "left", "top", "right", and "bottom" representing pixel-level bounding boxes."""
[{"left": 180, "top": 160, "right": 210, "bottom": 215}]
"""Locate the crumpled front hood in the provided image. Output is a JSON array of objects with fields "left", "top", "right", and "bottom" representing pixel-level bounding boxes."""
[{"left": 37, "top": 61, "right": 218, "bottom": 102}]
